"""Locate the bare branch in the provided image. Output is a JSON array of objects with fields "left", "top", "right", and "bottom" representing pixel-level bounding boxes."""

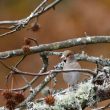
[
  {"left": 0, "top": 64, "right": 96, "bottom": 77},
  {"left": 0, "top": 0, "right": 62, "bottom": 37},
  {"left": 0, "top": 36, "right": 110, "bottom": 62}
]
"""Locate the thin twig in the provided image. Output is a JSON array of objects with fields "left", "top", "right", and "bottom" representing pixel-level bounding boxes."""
[
  {"left": 27, "top": 37, "right": 39, "bottom": 46},
  {"left": 0, "top": 60, "right": 12, "bottom": 70},
  {"left": 0, "top": 28, "right": 17, "bottom": 37},
  {"left": 2, "top": 66, "right": 97, "bottom": 77},
  {"left": 13, "top": 68, "right": 96, "bottom": 76},
  {"left": 1, "top": 56, "right": 31, "bottom": 91},
  {"left": 6, "top": 55, "right": 26, "bottom": 80},
  {"left": 92, "top": 103, "right": 110, "bottom": 110},
  {"left": 15, "top": 55, "right": 26, "bottom": 68},
  {"left": 102, "top": 103, "right": 110, "bottom": 110}
]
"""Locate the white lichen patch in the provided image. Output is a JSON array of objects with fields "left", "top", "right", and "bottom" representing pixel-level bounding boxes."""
[
  {"left": 75, "top": 78, "right": 94, "bottom": 103},
  {"left": 86, "top": 37, "right": 91, "bottom": 41},
  {"left": 77, "top": 38, "right": 82, "bottom": 42},
  {"left": 55, "top": 92, "right": 79, "bottom": 109},
  {"left": 27, "top": 102, "right": 49, "bottom": 110},
  {"left": 26, "top": 78, "right": 96, "bottom": 110},
  {"left": 12, "top": 50, "right": 16, "bottom": 55},
  {"left": 44, "top": 75, "right": 50, "bottom": 82},
  {"left": 55, "top": 92, "right": 74, "bottom": 104}
]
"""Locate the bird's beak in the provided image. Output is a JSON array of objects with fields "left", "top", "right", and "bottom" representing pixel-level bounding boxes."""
[{"left": 60, "top": 55, "right": 66, "bottom": 61}]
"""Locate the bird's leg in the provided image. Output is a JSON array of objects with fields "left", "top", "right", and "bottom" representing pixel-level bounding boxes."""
[
  {"left": 67, "top": 84, "right": 72, "bottom": 91},
  {"left": 68, "top": 84, "right": 70, "bottom": 88}
]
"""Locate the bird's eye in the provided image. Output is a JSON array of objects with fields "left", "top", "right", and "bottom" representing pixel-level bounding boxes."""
[{"left": 64, "top": 59, "right": 66, "bottom": 62}]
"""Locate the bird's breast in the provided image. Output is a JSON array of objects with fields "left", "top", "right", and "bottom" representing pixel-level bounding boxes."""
[{"left": 62, "top": 61, "right": 81, "bottom": 85}]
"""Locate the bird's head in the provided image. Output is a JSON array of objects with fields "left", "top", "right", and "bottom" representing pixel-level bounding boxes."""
[{"left": 61, "top": 50, "right": 74, "bottom": 62}]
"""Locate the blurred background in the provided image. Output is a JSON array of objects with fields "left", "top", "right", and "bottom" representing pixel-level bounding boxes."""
[{"left": 0, "top": 0, "right": 110, "bottom": 109}]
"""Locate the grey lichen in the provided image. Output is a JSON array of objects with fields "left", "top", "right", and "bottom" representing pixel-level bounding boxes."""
[
  {"left": 75, "top": 78, "right": 94, "bottom": 103},
  {"left": 26, "top": 78, "right": 96, "bottom": 110},
  {"left": 6, "top": 66, "right": 110, "bottom": 110}
]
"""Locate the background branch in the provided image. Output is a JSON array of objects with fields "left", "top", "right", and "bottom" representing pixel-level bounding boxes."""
[{"left": 0, "top": 0, "right": 62, "bottom": 37}]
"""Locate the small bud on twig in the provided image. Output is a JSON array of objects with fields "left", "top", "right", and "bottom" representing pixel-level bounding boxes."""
[
  {"left": 24, "top": 37, "right": 31, "bottom": 45},
  {"left": 22, "top": 45, "right": 30, "bottom": 54},
  {"left": 45, "top": 95, "right": 55, "bottom": 106}
]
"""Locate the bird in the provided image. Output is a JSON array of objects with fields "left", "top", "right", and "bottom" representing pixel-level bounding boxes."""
[{"left": 61, "top": 50, "right": 81, "bottom": 87}]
